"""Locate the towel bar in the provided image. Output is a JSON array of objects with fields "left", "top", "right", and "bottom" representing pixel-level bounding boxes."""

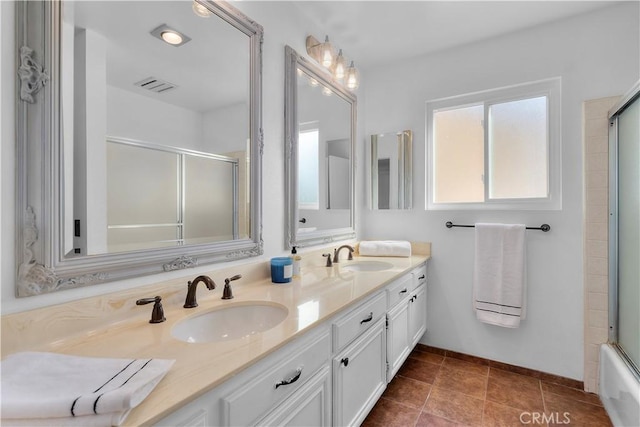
[{"left": 445, "top": 221, "right": 551, "bottom": 232}]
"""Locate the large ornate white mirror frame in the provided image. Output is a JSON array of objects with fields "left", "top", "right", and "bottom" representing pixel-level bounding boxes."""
[
  {"left": 15, "top": 0, "right": 263, "bottom": 297},
  {"left": 284, "top": 45, "right": 356, "bottom": 248}
]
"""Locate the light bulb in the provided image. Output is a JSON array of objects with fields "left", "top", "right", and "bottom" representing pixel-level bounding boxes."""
[
  {"left": 334, "top": 49, "right": 346, "bottom": 81},
  {"left": 161, "top": 31, "right": 183, "bottom": 45},
  {"left": 321, "top": 36, "right": 334, "bottom": 68},
  {"left": 322, "top": 86, "right": 332, "bottom": 96},
  {"left": 346, "top": 61, "right": 359, "bottom": 90},
  {"left": 192, "top": 1, "right": 212, "bottom": 18},
  {"left": 309, "top": 78, "right": 319, "bottom": 87}
]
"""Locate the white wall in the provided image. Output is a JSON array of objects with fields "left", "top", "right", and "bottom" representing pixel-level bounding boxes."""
[
  {"left": 361, "top": 3, "right": 639, "bottom": 380},
  {"left": 107, "top": 86, "right": 204, "bottom": 150},
  {"left": 0, "top": 1, "right": 340, "bottom": 313},
  {"left": 202, "top": 102, "right": 248, "bottom": 154}
]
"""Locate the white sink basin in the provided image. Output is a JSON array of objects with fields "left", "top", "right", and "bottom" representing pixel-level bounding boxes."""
[
  {"left": 172, "top": 303, "right": 288, "bottom": 343},
  {"left": 341, "top": 261, "right": 394, "bottom": 272}
]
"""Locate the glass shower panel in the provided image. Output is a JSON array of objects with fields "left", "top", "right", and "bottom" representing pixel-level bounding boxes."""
[
  {"left": 107, "top": 142, "right": 179, "bottom": 253},
  {"left": 617, "top": 96, "right": 640, "bottom": 371},
  {"left": 184, "top": 155, "right": 236, "bottom": 243}
]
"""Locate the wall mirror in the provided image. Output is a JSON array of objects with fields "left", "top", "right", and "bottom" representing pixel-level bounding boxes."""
[
  {"left": 284, "top": 46, "right": 356, "bottom": 248},
  {"left": 370, "top": 130, "right": 413, "bottom": 209},
  {"left": 15, "top": 0, "right": 263, "bottom": 296}
]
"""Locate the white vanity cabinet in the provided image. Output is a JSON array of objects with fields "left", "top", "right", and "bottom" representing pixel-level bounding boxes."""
[
  {"left": 385, "top": 263, "right": 428, "bottom": 382},
  {"left": 155, "top": 262, "right": 429, "bottom": 427}
]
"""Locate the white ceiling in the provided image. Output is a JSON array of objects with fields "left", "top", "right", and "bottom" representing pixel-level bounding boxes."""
[{"left": 291, "top": 1, "right": 620, "bottom": 70}]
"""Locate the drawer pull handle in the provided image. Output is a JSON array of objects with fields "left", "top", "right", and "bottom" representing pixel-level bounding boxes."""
[
  {"left": 360, "top": 312, "right": 374, "bottom": 324},
  {"left": 274, "top": 367, "right": 303, "bottom": 389},
  {"left": 341, "top": 357, "right": 349, "bottom": 367},
  {"left": 419, "top": 275, "right": 425, "bottom": 280},
  {"left": 399, "top": 289, "right": 408, "bottom": 294}
]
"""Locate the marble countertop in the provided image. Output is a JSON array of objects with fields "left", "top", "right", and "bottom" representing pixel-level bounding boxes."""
[{"left": 2, "top": 252, "right": 429, "bottom": 426}]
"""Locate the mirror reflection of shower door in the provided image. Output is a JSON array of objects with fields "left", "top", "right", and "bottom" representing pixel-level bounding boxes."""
[
  {"left": 184, "top": 155, "right": 237, "bottom": 243},
  {"left": 610, "top": 90, "right": 640, "bottom": 375},
  {"left": 106, "top": 139, "right": 238, "bottom": 252}
]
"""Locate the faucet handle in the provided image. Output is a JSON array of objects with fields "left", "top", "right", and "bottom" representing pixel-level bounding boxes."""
[
  {"left": 136, "top": 296, "right": 166, "bottom": 324},
  {"left": 222, "top": 275, "right": 241, "bottom": 300},
  {"left": 227, "top": 274, "right": 242, "bottom": 283},
  {"left": 323, "top": 253, "right": 333, "bottom": 267}
]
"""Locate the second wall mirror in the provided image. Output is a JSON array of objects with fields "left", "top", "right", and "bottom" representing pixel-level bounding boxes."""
[
  {"left": 370, "top": 130, "right": 413, "bottom": 209},
  {"left": 285, "top": 46, "right": 356, "bottom": 247}
]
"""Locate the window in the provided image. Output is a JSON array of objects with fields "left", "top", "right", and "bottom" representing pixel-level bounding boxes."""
[
  {"left": 426, "top": 78, "right": 561, "bottom": 210},
  {"left": 298, "top": 127, "right": 320, "bottom": 209}
]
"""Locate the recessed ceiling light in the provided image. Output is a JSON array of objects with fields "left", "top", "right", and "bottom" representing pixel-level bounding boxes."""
[
  {"left": 150, "top": 24, "right": 191, "bottom": 47},
  {"left": 192, "top": 1, "right": 212, "bottom": 18},
  {"left": 161, "top": 31, "right": 183, "bottom": 45}
]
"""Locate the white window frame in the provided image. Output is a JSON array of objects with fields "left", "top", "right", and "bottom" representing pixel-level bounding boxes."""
[{"left": 426, "top": 77, "right": 562, "bottom": 210}]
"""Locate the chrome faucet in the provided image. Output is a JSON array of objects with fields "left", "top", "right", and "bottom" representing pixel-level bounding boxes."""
[
  {"left": 333, "top": 245, "right": 355, "bottom": 263},
  {"left": 184, "top": 275, "right": 216, "bottom": 308}
]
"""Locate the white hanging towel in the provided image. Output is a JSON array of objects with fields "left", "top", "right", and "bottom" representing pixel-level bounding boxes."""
[
  {"left": 473, "top": 223, "right": 527, "bottom": 328},
  {"left": 1, "top": 352, "right": 174, "bottom": 426}
]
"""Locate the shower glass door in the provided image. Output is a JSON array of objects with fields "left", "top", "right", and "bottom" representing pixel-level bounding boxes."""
[{"left": 609, "top": 85, "right": 640, "bottom": 376}]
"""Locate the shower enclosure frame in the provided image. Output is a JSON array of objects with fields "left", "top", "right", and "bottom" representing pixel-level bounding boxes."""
[{"left": 607, "top": 80, "right": 640, "bottom": 381}]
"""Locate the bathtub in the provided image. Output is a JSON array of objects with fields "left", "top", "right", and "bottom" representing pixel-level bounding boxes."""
[{"left": 599, "top": 344, "right": 640, "bottom": 426}]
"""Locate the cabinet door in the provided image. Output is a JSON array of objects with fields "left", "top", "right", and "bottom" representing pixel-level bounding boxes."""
[
  {"left": 258, "top": 366, "right": 331, "bottom": 427},
  {"left": 386, "top": 301, "right": 411, "bottom": 382},
  {"left": 409, "top": 283, "right": 427, "bottom": 346},
  {"left": 333, "top": 318, "right": 386, "bottom": 427}
]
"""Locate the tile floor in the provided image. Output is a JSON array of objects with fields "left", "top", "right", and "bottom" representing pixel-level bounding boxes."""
[{"left": 362, "top": 346, "right": 612, "bottom": 426}]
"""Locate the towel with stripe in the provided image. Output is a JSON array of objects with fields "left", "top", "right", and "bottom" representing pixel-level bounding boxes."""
[
  {"left": 473, "top": 223, "right": 527, "bottom": 328},
  {"left": 1, "top": 352, "right": 174, "bottom": 426}
]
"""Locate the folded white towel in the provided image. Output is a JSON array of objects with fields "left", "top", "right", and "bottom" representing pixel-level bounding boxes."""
[
  {"left": 1, "top": 352, "right": 174, "bottom": 426},
  {"left": 473, "top": 223, "right": 526, "bottom": 328},
  {"left": 359, "top": 240, "right": 411, "bottom": 257},
  {"left": 1, "top": 413, "right": 124, "bottom": 427}
]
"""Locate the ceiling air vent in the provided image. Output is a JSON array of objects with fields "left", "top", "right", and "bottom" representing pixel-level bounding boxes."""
[{"left": 134, "top": 77, "right": 177, "bottom": 94}]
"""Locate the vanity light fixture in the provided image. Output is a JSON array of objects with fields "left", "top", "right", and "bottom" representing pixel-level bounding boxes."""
[
  {"left": 333, "top": 49, "right": 346, "bottom": 81},
  {"left": 150, "top": 24, "right": 192, "bottom": 47},
  {"left": 345, "top": 61, "right": 360, "bottom": 90},
  {"left": 192, "top": 0, "right": 213, "bottom": 18},
  {"left": 306, "top": 34, "right": 359, "bottom": 91}
]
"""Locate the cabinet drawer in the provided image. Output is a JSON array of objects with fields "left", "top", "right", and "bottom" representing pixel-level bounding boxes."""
[
  {"left": 222, "top": 331, "right": 330, "bottom": 426},
  {"left": 257, "top": 366, "right": 331, "bottom": 427},
  {"left": 413, "top": 264, "right": 427, "bottom": 289},
  {"left": 332, "top": 292, "right": 386, "bottom": 352},
  {"left": 386, "top": 274, "right": 413, "bottom": 309}
]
